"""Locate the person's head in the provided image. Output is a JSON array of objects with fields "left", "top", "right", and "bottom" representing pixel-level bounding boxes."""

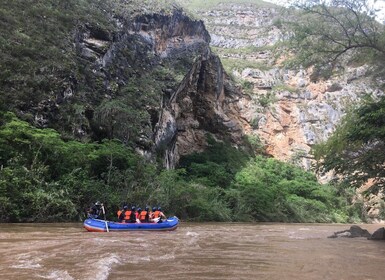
[{"left": 152, "top": 207, "right": 156, "bottom": 212}]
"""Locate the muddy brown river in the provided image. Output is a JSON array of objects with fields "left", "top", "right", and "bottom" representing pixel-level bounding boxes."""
[{"left": 0, "top": 222, "right": 384, "bottom": 279}]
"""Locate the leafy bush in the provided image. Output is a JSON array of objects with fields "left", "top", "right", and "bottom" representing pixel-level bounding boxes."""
[
  {"left": 227, "top": 156, "right": 351, "bottom": 222},
  {"left": 178, "top": 135, "right": 250, "bottom": 189}
]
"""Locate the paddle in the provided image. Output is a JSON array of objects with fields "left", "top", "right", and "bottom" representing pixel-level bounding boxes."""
[{"left": 101, "top": 203, "right": 109, "bottom": 232}]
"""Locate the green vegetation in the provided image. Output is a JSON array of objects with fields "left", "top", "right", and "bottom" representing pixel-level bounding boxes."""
[
  {"left": 313, "top": 96, "right": 385, "bottom": 192},
  {"left": 221, "top": 57, "right": 272, "bottom": 73},
  {"left": 286, "top": 0, "right": 385, "bottom": 77},
  {"left": 0, "top": 0, "right": 194, "bottom": 145},
  {"left": 212, "top": 46, "right": 274, "bottom": 57},
  {"left": 258, "top": 92, "right": 276, "bottom": 107},
  {"left": 0, "top": 113, "right": 356, "bottom": 222},
  {"left": 227, "top": 156, "right": 352, "bottom": 222},
  {"left": 272, "top": 83, "right": 297, "bottom": 93},
  {"left": 0, "top": 0, "right": 114, "bottom": 112}
]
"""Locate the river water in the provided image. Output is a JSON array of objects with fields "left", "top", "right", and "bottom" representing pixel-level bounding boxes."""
[{"left": 0, "top": 222, "right": 384, "bottom": 280}]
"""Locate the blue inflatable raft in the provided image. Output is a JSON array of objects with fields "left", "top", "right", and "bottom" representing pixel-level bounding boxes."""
[{"left": 83, "top": 216, "right": 179, "bottom": 232}]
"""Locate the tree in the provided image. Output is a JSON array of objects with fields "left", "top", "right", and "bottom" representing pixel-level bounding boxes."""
[
  {"left": 313, "top": 96, "right": 385, "bottom": 192},
  {"left": 287, "top": 0, "right": 385, "bottom": 76}
]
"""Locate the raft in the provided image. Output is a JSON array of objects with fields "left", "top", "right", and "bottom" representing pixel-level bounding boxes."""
[{"left": 83, "top": 216, "right": 179, "bottom": 232}]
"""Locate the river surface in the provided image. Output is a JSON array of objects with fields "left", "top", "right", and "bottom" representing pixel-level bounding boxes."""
[{"left": 0, "top": 222, "right": 384, "bottom": 280}]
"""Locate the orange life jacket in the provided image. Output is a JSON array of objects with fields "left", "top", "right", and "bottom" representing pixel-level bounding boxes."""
[
  {"left": 153, "top": 210, "right": 161, "bottom": 218},
  {"left": 117, "top": 210, "right": 123, "bottom": 218},
  {"left": 139, "top": 210, "right": 148, "bottom": 221},
  {"left": 124, "top": 210, "right": 132, "bottom": 220}
]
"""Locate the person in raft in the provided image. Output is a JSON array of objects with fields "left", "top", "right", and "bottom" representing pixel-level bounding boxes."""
[
  {"left": 138, "top": 206, "right": 150, "bottom": 223},
  {"left": 127, "top": 206, "right": 138, "bottom": 223},
  {"left": 87, "top": 201, "right": 103, "bottom": 219},
  {"left": 151, "top": 206, "right": 167, "bottom": 223},
  {"left": 116, "top": 205, "right": 137, "bottom": 223},
  {"left": 117, "top": 205, "right": 127, "bottom": 222}
]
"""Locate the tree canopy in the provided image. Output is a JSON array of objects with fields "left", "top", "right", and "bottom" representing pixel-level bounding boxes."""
[
  {"left": 287, "top": 0, "right": 385, "bottom": 77},
  {"left": 313, "top": 97, "right": 385, "bottom": 192}
]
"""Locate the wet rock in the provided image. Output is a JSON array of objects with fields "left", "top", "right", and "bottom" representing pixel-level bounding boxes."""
[
  {"left": 328, "top": 225, "right": 371, "bottom": 238},
  {"left": 368, "top": 227, "right": 385, "bottom": 241}
]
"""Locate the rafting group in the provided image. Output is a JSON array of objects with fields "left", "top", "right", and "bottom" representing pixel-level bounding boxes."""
[
  {"left": 87, "top": 201, "right": 167, "bottom": 223},
  {"left": 84, "top": 201, "right": 179, "bottom": 232},
  {"left": 117, "top": 205, "right": 166, "bottom": 223}
]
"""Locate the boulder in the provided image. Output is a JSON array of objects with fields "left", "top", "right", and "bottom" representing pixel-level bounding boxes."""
[
  {"left": 328, "top": 225, "right": 371, "bottom": 238},
  {"left": 368, "top": 227, "right": 385, "bottom": 240}
]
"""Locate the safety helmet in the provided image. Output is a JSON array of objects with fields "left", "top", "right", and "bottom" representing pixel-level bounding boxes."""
[
  {"left": 157, "top": 207, "right": 162, "bottom": 211},
  {"left": 152, "top": 207, "right": 156, "bottom": 211},
  {"left": 145, "top": 206, "right": 149, "bottom": 211},
  {"left": 95, "top": 201, "right": 101, "bottom": 205},
  {"left": 131, "top": 206, "right": 136, "bottom": 210},
  {"left": 137, "top": 207, "right": 142, "bottom": 212},
  {"left": 123, "top": 205, "right": 128, "bottom": 209}
]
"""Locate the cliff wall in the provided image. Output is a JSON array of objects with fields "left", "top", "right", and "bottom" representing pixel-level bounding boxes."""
[{"left": 187, "top": 2, "right": 384, "bottom": 171}]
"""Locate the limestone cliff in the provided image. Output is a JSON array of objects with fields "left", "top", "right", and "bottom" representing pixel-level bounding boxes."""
[
  {"left": 156, "top": 52, "right": 246, "bottom": 168},
  {"left": 184, "top": 2, "right": 384, "bottom": 170}
]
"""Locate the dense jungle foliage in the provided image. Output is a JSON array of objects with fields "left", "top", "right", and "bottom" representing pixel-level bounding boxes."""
[{"left": 0, "top": 112, "right": 359, "bottom": 222}]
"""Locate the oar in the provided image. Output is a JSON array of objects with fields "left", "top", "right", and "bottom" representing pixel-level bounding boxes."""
[{"left": 101, "top": 204, "right": 109, "bottom": 232}]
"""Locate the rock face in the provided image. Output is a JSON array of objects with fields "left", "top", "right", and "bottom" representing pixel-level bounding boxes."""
[
  {"left": 180, "top": 1, "right": 385, "bottom": 221},
  {"left": 73, "top": 9, "right": 246, "bottom": 167},
  {"left": 156, "top": 52, "right": 246, "bottom": 168},
  {"left": 191, "top": 3, "right": 384, "bottom": 170}
]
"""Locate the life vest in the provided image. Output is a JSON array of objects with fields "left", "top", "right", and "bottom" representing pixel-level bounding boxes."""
[
  {"left": 124, "top": 210, "right": 132, "bottom": 220},
  {"left": 153, "top": 210, "right": 161, "bottom": 218},
  {"left": 139, "top": 210, "right": 148, "bottom": 222},
  {"left": 117, "top": 210, "right": 124, "bottom": 220}
]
